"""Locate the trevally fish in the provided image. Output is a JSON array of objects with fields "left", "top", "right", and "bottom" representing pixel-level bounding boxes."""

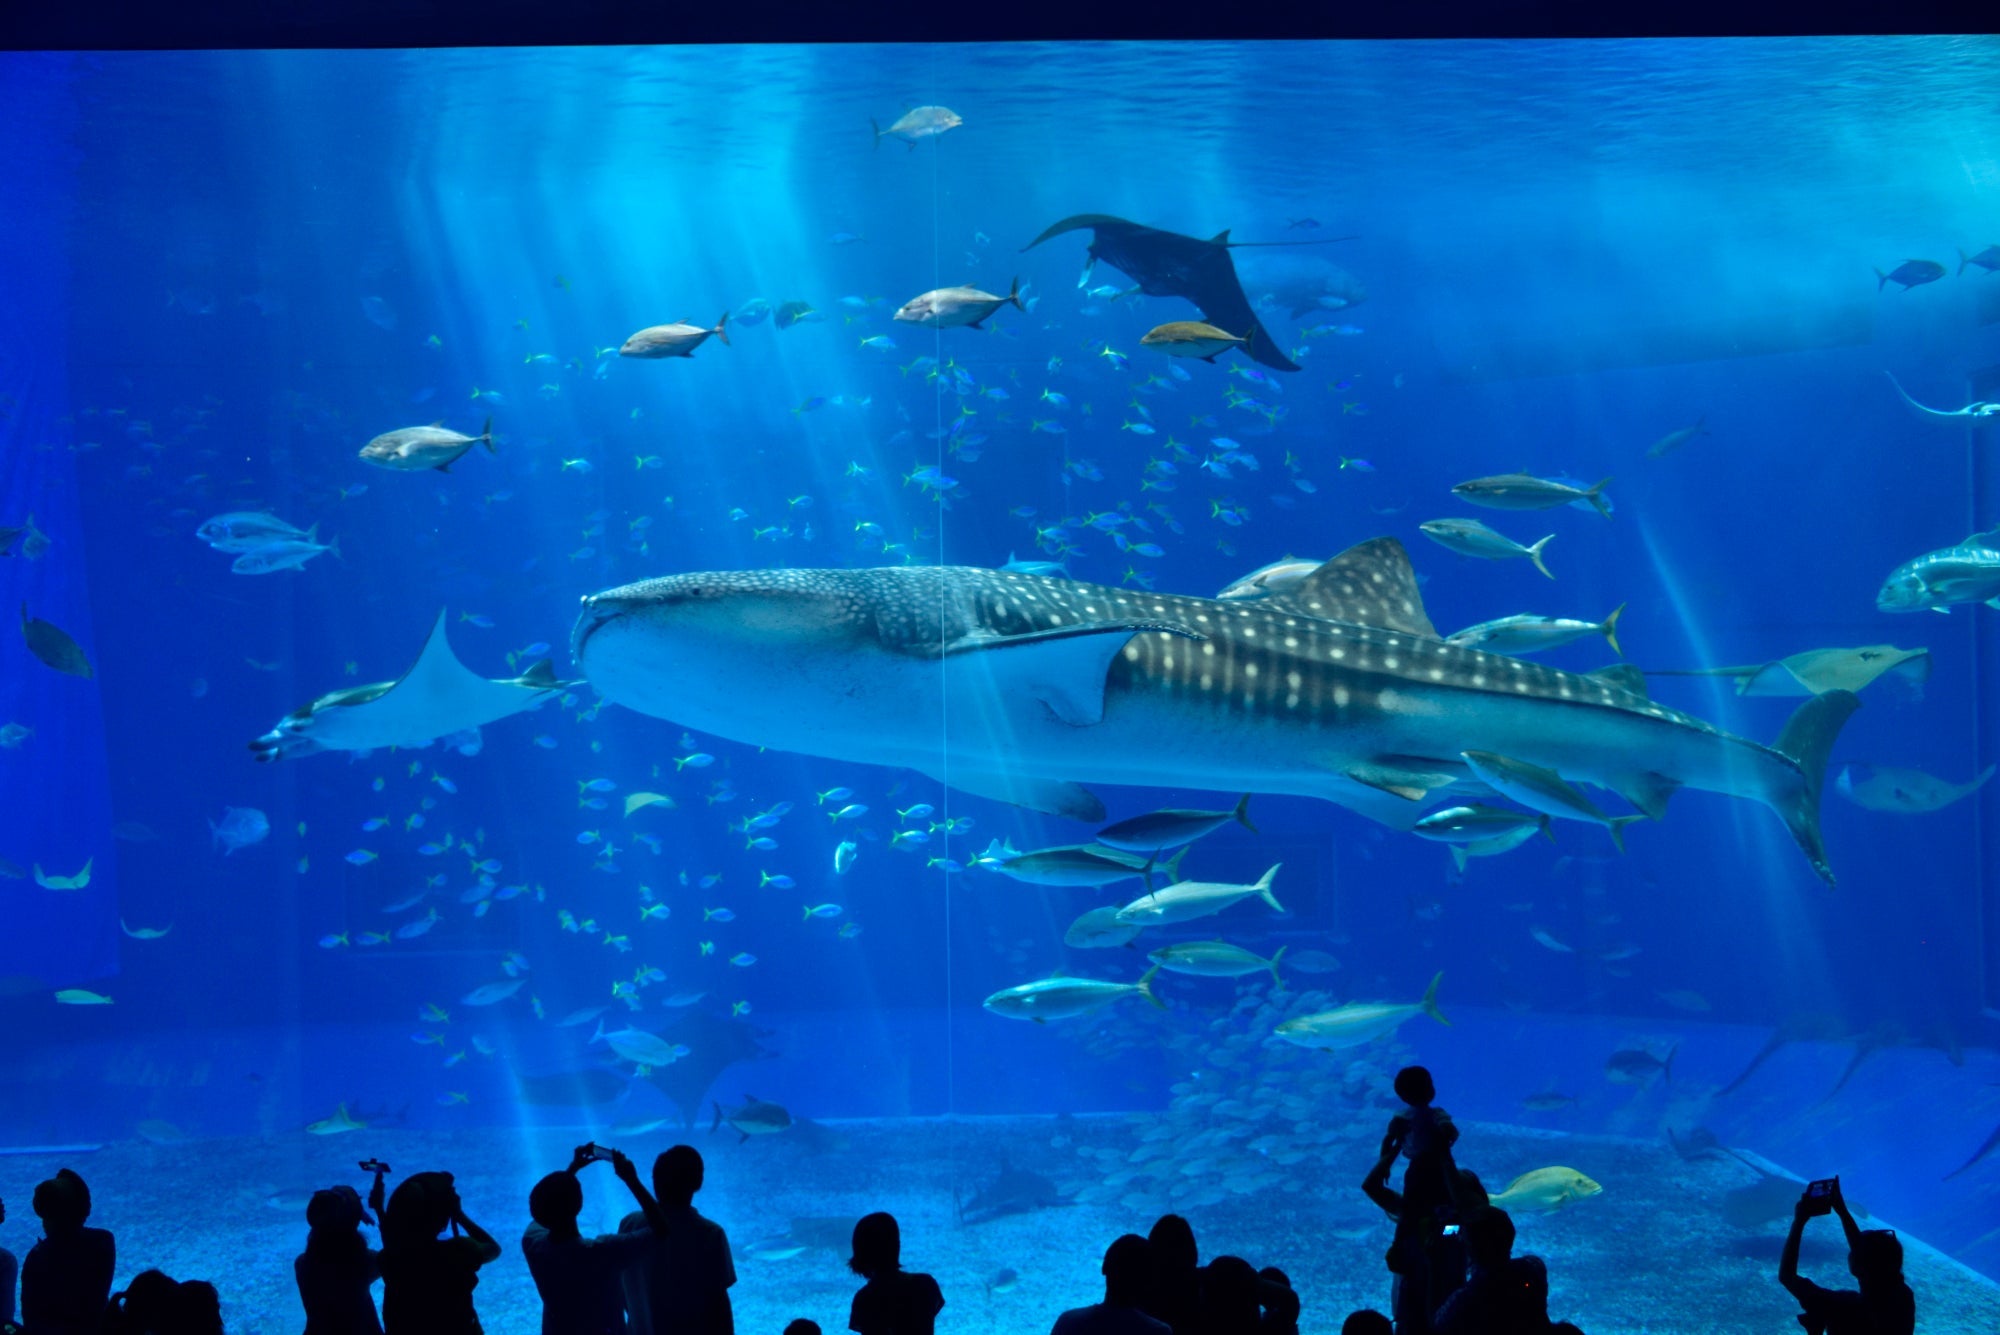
[
  {"left": 1147, "top": 940, "right": 1285, "bottom": 986},
  {"left": 620, "top": 314, "right": 730, "bottom": 359},
  {"left": 1876, "top": 530, "right": 2000, "bottom": 613},
  {"left": 250, "top": 610, "right": 576, "bottom": 761},
  {"left": 359, "top": 417, "right": 494, "bottom": 473},
  {"left": 1275, "top": 972, "right": 1446, "bottom": 1050},
  {"left": 893, "top": 279, "right": 1023, "bottom": 330},
  {"left": 871, "top": 105, "right": 962, "bottom": 147},
  {"left": 1216, "top": 556, "right": 1323, "bottom": 600},
  {"left": 975, "top": 839, "right": 1180, "bottom": 889},
  {"left": 570, "top": 538, "right": 1860, "bottom": 884},
  {"left": 1139, "top": 321, "right": 1253, "bottom": 363},
  {"left": 230, "top": 531, "right": 338, "bottom": 574},
  {"left": 196, "top": 511, "right": 310, "bottom": 552}
]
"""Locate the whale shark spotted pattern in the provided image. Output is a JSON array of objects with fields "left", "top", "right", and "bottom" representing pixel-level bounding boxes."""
[{"left": 572, "top": 538, "right": 1858, "bottom": 884}]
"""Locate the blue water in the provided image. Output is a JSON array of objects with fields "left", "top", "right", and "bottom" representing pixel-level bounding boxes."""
[{"left": 3, "top": 34, "right": 2000, "bottom": 1301}]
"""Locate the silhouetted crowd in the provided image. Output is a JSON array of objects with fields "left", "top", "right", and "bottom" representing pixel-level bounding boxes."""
[{"left": 0, "top": 1065, "right": 1917, "bottom": 1335}]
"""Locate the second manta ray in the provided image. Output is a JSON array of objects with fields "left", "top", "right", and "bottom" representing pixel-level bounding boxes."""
[
  {"left": 572, "top": 538, "right": 1859, "bottom": 884},
  {"left": 1022, "top": 214, "right": 1349, "bottom": 373},
  {"left": 251, "top": 610, "right": 577, "bottom": 760}
]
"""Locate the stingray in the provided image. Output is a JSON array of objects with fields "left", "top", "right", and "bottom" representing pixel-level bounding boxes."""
[
  {"left": 956, "top": 1160, "right": 1076, "bottom": 1224},
  {"left": 1022, "top": 215, "right": 1351, "bottom": 373},
  {"left": 1884, "top": 372, "right": 2000, "bottom": 424},
  {"left": 640, "top": 1007, "right": 774, "bottom": 1128},
  {"left": 1717, "top": 1011, "right": 1846, "bottom": 1097},
  {"left": 1945, "top": 1119, "right": 2000, "bottom": 1180},
  {"left": 248, "top": 609, "right": 577, "bottom": 760},
  {"left": 1645, "top": 645, "right": 1929, "bottom": 697}
]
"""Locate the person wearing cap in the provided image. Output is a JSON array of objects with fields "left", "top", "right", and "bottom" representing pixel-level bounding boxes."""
[
  {"left": 296, "top": 1164, "right": 389, "bottom": 1334},
  {"left": 521, "top": 1143, "right": 671, "bottom": 1335},
  {"left": 19, "top": 1168, "right": 115, "bottom": 1335}
]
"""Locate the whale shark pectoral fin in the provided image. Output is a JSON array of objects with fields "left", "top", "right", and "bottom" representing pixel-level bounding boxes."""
[
  {"left": 923, "top": 768, "right": 1106, "bottom": 822},
  {"left": 943, "top": 620, "right": 1201, "bottom": 727},
  {"left": 1344, "top": 757, "right": 1462, "bottom": 803},
  {"left": 1265, "top": 538, "right": 1440, "bottom": 638},
  {"left": 1615, "top": 772, "right": 1681, "bottom": 821}
]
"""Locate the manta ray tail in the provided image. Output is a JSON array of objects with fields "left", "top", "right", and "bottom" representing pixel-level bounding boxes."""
[{"left": 1769, "top": 689, "right": 1861, "bottom": 887}]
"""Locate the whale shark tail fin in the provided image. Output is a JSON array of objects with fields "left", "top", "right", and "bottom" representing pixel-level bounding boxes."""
[{"left": 1769, "top": 689, "right": 1862, "bottom": 887}]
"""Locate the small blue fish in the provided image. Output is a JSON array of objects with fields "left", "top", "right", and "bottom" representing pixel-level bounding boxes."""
[{"left": 345, "top": 849, "right": 378, "bottom": 866}]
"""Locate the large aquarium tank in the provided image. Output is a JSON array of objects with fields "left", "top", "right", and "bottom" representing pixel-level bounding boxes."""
[{"left": 3, "top": 35, "right": 1999, "bottom": 1334}]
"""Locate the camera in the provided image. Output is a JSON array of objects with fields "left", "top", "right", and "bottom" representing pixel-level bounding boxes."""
[
  {"left": 583, "top": 1142, "right": 618, "bottom": 1163},
  {"left": 1441, "top": 1224, "right": 1461, "bottom": 1236},
  {"left": 1801, "top": 1178, "right": 1838, "bottom": 1215},
  {"left": 358, "top": 1159, "right": 392, "bottom": 1175}
]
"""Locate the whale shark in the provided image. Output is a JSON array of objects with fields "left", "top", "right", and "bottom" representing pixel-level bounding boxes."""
[
  {"left": 251, "top": 609, "right": 576, "bottom": 761},
  {"left": 570, "top": 538, "right": 1858, "bottom": 884}
]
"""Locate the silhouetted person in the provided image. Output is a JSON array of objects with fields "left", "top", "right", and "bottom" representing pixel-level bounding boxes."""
[
  {"left": 784, "top": 1322, "right": 822, "bottom": 1335},
  {"left": 1, "top": 1193, "right": 16, "bottom": 1330},
  {"left": 1143, "top": 1215, "right": 1200, "bottom": 1335},
  {"left": 847, "top": 1212, "right": 943, "bottom": 1335},
  {"left": 100, "top": 1268, "right": 179, "bottom": 1335},
  {"left": 297, "top": 1175, "right": 386, "bottom": 1335},
  {"left": 1051, "top": 1234, "right": 1167, "bottom": 1335},
  {"left": 1779, "top": 1178, "right": 1914, "bottom": 1335},
  {"left": 1431, "top": 1208, "right": 1548, "bottom": 1335},
  {"left": 1200, "top": 1257, "right": 1263, "bottom": 1335},
  {"left": 1364, "top": 1141, "right": 1488, "bottom": 1333},
  {"left": 618, "top": 1146, "right": 734, "bottom": 1335},
  {"left": 1377, "top": 1067, "right": 1462, "bottom": 1335},
  {"left": 523, "top": 1144, "right": 670, "bottom": 1335},
  {"left": 1256, "top": 1267, "right": 1299, "bottom": 1335},
  {"left": 378, "top": 1171, "right": 501, "bottom": 1335},
  {"left": 170, "top": 1279, "right": 224, "bottom": 1335},
  {"left": 19, "top": 1169, "right": 113, "bottom": 1335},
  {"left": 1341, "top": 1312, "right": 1392, "bottom": 1335}
]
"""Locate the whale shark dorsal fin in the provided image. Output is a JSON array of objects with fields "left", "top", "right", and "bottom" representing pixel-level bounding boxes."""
[
  {"left": 1265, "top": 538, "right": 1440, "bottom": 638},
  {"left": 1586, "top": 663, "right": 1650, "bottom": 699}
]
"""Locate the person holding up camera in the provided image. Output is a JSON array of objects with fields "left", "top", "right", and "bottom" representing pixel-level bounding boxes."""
[
  {"left": 522, "top": 1143, "right": 672, "bottom": 1335},
  {"left": 296, "top": 1159, "right": 392, "bottom": 1334},
  {"left": 379, "top": 1169, "right": 503, "bottom": 1335},
  {"left": 1778, "top": 1177, "right": 1914, "bottom": 1335}
]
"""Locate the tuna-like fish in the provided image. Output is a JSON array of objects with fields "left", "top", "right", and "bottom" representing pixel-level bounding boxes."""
[
  {"left": 1419, "top": 519, "right": 1554, "bottom": 579},
  {"left": 1113, "top": 865, "right": 1284, "bottom": 927},
  {"left": 983, "top": 967, "right": 1163, "bottom": 1021},
  {"left": 250, "top": 610, "right": 575, "bottom": 761},
  {"left": 893, "top": 278, "right": 1024, "bottom": 330},
  {"left": 359, "top": 417, "right": 495, "bottom": 472},
  {"left": 1461, "top": 750, "right": 1646, "bottom": 851},
  {"left": 974, "top": 839, "right": 1178, "bottom": 889},
  {"left": 1446, "top": 606, "right": 1623, "bottom": 656},
  {"left": 570, "top": 538, "right": 1860, "bottom": 884},
  {"left": 1147, "top": 940, "right": 1285, "bottom": 986},
  {"left": 620, "top": 313, "right": 730, "bottom": 359},
  {"left": 230, "top": 530, "right": 338, "bottom": 574},
  {"left": 1876, "top": 530, "right": 2000, "bottom": 613},
  {"left": 872, "top": 105, "right": 962, "bottom": 147},
  {"left": 1217, "top": 557, "right": 1322, "bottom": 600},
  {"left": 1961, "top": 244, "right": 2000, "bottom": 276},
  {"left": 1275, "top": 972, "right": 1446, "bottom": 1050},
  {"left": 196, "top": 511, "right": 308, "bottom": 552},
  {"left": 1875, "top": 258, "right": 1946, "bottom": 290},
  {"left": 1451, "top": 474, "right": 1611, "bottom": 519},
  {"left": 712, "top": 1094, "right": 794, "bottom": 1142},
  {"left": 1063, "top": 905, "right": 1140, "bottom": 949},
  {"left": 1094, "top": 794, "right": 1255, "bottom": 855}
]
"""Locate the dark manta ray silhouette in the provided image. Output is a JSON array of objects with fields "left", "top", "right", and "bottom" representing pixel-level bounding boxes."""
[
  {"left": 641, "top": 1006, "right": 776, "bottom": 1127},
  {"left": 1022, "top": 214, "right": 1352, "bottom": 373}
]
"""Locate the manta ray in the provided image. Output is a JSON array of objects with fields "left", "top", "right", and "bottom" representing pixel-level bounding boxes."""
[
  {"left": 249, "top": 610, "right": 576, "bottom": 761},
  {"left": 1022, "top": 214, "right": 1351, "bottom": 373},
  {"left": 1885, "top": 371, "right": 2000, "bottom": 423},
  {"left": 1646, "top": 645, "right": 1930, "bottom": 697},
  {"left": 571, "top": 538, "right": 1859, "bottom": 885}
]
